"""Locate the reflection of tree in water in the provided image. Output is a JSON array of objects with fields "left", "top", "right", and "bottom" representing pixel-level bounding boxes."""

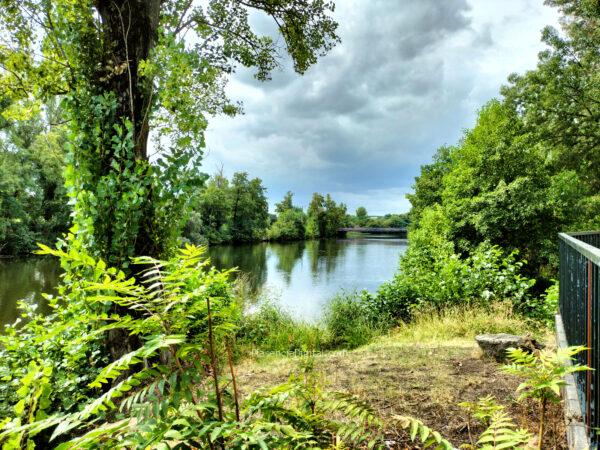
[
  {"left": 208, "top": 243, "right": 268, "bottom": 292},
  {"left": 305, "top": 239, "right": 348, "bottom": 279},
  {"left": 0, "top": 258, "right": 61, "bottom": 327},
  {"left": 269, "top": 241, "right": 305, "bottom": 285}
]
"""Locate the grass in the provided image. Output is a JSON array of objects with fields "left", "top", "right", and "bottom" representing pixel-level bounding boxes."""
[
  {"left": 235, "top": 304, "right": 563, "bottom": 448},
  {"left": 393, "top": 302, "right": 549, "bottom": 344},
  {"left": 236, "top": 291, "right": 386, "bottom": 353}
]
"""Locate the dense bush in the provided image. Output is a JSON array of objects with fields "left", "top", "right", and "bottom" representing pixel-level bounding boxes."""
[
  {"left": 321, "top": 293, "right": 381, "bottom": 349},
  {"left": 371, "top": 206, "right": 536, "bottom": 322},
  {"left": 268, "top": 208, "right": 306, "bottom": 241},
  {"left": 522, "top": 280, "right": 559, "bottom": 327}
]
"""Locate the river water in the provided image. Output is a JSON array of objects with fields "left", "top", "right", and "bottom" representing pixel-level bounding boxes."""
[{"left": 0, "top": 235, "right": 407, "bottom": 326}]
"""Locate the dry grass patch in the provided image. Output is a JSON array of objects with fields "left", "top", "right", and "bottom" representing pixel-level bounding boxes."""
[{"left": 236, "top": 307, "right": 564, "bottom": 448}]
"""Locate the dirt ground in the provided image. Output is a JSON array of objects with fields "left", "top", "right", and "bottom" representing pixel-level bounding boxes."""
[{"left": 235, "top": 337, "right": 566, "bottom": 449}]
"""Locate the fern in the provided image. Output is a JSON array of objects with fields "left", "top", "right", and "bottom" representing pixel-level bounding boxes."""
[
  {"left": 393, "top": 415, "right": 455, "bottom": 449},
  {"left": 3, "top": 245, "right": 393, "bottom": 449},
  {"left": 477, "top": 411, "right": 534, "bottom": 449}
]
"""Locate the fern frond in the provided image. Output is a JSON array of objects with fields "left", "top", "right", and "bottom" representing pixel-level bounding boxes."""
[
  {"left": 476, "top": 411, "right": 534, "bottom": 449},
  {"left": 393, "top": 415, "right": 454, "bottom": 449}
]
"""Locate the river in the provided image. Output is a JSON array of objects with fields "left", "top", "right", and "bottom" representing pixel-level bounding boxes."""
[{"left": 0, "top": 235, "right": 407, "bottom": 326}]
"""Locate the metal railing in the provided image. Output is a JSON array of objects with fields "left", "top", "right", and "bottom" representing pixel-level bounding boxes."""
[{"left": 559, "top": 231, "right": 600, "bottom": 444}]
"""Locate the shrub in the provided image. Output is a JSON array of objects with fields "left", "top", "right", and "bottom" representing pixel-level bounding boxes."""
[
  {"left": 375, "top": 239, "right": 536, "bottom": 320},
  {"left": 322, "top": 292, "right": 384, "bottom": 349},
  {"left": 268, "top": 208, "right": 306, "bottom": 241},
  {"left": 522, "top": 280, "right": 558, "bottom": 326}
]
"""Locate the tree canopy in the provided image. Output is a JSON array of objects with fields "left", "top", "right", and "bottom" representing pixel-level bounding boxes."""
[
  {"left": 406, "top": 0, "right": 600, "bottom": 285},
  {"left": 0, "top": 0, "right": 339, "bottom": 267}
]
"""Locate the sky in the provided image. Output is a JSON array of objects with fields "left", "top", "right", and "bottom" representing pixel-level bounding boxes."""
[{"left": 201, "top": 0, "right": 560, "bottom": 215}]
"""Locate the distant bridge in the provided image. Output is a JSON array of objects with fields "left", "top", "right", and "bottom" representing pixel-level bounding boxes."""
[{"left": 337, "top": 227, "right": 407, "bottom": 237}]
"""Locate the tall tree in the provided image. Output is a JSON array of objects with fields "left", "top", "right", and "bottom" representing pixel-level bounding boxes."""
[
  {"left": 275, "top": 191, "right": 295, "bottom": 214},
  {"left": 0, "top": 109, "right": 70, "bottom": 255},
  {"left": 229, "top": 172, "right": 269, "bottom": 242},
  {"left": 355, "top": 206, "right": 368, "bottom": 227},
  {"left": 0, "top": 0, "right": 339, "bottom": 268},
  {"left": 0, "top": 0, "right": 338, "bottom": 360},
  {"left": 502, "top": 0, "right": 600, "bottom": 194},
  {"left": 306, "top": 192, "right": 326, "bottom": 238},
  {"left": 269, "top": 191, "right": 306, "bottom": 240}
]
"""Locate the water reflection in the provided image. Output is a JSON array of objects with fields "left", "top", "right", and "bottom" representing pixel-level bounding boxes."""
[
  {"left": 269, "top": 241, "right": 305, "bottom": 284},
  {"left": 209, "top": 236, "right": 407, "bottom": 320},
  {"left": 0, "top": 237, "right": 407, "bottom": 326},
  {"left": 209, "top": 242, "right": 269, "bottom": 290},
  {"left": 0, "top": 257, "right": 60, "bottom": 328}
]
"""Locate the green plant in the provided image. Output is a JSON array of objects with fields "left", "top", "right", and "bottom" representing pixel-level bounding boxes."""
[
  {"left": 475, "top": 410, "right": 534, "bottom": 450},
  {"left": 393, "top": 415, "right": 454, "bottom": 449},
  {"left": 502, "top": 345, "right": 590, "bottom": 450},
  {"left": 396, "top": 402, "right": 534, "bottom": 450},
  {"left": 0, "top": 361, "right": 53, "bottom": 449},
  {"left": 237, "top": 301, "right": 328, "bottom": 353},
  {"left": 376, "top": 224, "right": 536, "bottom": 320},
  {"left": 524, "top": 281, "right": 559, "bottom": 327},
  {"left": 322, "top": 292, "right": 383, "bottom": 349},
  {"left": 0, "top": 245, "right": 388, "bottom": 449},
  {"left": 458, "top": 396, "right": 534, "bottom": 449}
]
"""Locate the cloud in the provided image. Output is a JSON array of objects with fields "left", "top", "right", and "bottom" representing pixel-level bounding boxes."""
[{"left": 202, "top": 0, "right": 560, "bottom": 215}]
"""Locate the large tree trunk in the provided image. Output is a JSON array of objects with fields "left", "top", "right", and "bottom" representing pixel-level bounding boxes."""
[
  {"left": 94, "top": 0, "right": 162, "bottom": 360},
  {"left": 95, "top": 0, "right": 160, "bottom": 160}
]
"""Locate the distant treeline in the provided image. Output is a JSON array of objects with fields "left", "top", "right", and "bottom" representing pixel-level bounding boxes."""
[
  {"left": 182, "top": 172, "right": 409, "bottom": 245},
  {"left": 0, "top": 112, "right": 408, "bottom": 254}
]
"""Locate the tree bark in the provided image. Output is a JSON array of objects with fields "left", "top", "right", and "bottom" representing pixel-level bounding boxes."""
[
  {"left": 95, "top": 0, "right": 160, "bottom": 159},
  {"left": 93, "top": 0, "right": 162, "bottom": 360}
]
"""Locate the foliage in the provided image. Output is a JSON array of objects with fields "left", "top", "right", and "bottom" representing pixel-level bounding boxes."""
[
  {"left": 229, "top": 172, "right": 270, "bottom": 242},
  {"left": 0, "top": 244, "right": 390, "bottom": 448},
  {"left": 365, "top": 213, "right": 409, "bottom": 229},
  {"left": 0, "top": 361, "right": 53, "bottom": 449},
  {"left": 183, "top": 171, "right": 269, "bottom": 244},
  {"left": 374, "top": 207, "right": 535, "bottom": 320},
  {"left": 269, "top": 208, "right": 307, "bottom": 241},
  {"left": 354, "top": 206, "right": 368, "bottom": 227},
  {"left": 0, "top": 239, "right": 114, "bottom": 424},
  {"left": 503, "top": 346, "right": 589, "bottom": 405},
  {"left": 237, "top": 301, "right": 328, "bottom": 353},
  {"left": 306, "top": 193, "right": 348, "bottom": 239},
  {"left": 474, "top": 410, "right": 534, "bottom": 450},
  {"left": 268, "top": 191, "right": 307, "bottom": 241},
  {"left": 397, "top": 398, "right": 534, "bottom": 449},
  {"left": 322, "top": 292, "right": 384, "bottom": 349},
  {"left": 348, "top": 210, "right": 410, "bottom": 229},
  {"left": 393, "top": 415, "right": 454, "bottom": 449},
  {"left": 0, "top": 0, "right": 339, "bottom": 272},
  {"left": 523, "top": 280, "right": 559, "bottom": 327},
  {"left": 503, "top": 345, "right": 589, "bottom": 450},
  {"left": 406, "top": 145, "right": 454, "bottom": 227},
  {"left": 406, "top": 1, "right": 600, "bottom": 290},
  {"left": 185, "top": 186, "right": 358, "bottom": 244},
  {"left": 0, "top": 108, "right": 70, "bottom": 255}
]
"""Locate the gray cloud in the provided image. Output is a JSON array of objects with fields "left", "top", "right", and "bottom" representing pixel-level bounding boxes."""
[{"left": 203, "top": 0, "right": 560, "bottom": 214}]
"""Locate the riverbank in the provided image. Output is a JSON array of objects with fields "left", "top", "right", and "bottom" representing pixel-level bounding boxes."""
[{"left": 235, "top": 306, "right": 564, "bottom": 448}]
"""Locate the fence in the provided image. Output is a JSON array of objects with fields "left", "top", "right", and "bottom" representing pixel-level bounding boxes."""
[{"left": 559, "top": 231, "right": 600, "bottom": 445}]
